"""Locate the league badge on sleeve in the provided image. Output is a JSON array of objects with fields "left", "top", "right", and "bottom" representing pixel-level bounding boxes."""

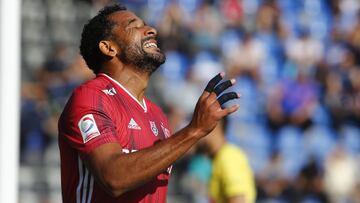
[
  {"left": 149, "top": 121, "right": 158, "bottom": 136},
  {"left": 78, "top": 114, "right": 101, "bottom": 143}
]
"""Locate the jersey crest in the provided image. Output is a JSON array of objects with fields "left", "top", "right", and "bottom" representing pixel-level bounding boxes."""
[{"left": 149, "top": 121, "right": 158, "bottom": 136}]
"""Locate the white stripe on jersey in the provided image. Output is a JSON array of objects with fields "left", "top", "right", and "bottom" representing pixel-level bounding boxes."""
[
  {"left": 81, "top": 167, "right": 89, "bottom": 203},
  {"left": 87, "top": 176, "right": 94, "bottom": 203},
  {"left": 76, "top": 157, "right": 84, "bottom": 203},
  {"left": 76, "top": 156, "right": 94, "bottom": 203}
]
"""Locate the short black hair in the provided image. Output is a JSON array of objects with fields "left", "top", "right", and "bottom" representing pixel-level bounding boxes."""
[{"left": 80, "top": 4, "right": 127, "bottom": 74}]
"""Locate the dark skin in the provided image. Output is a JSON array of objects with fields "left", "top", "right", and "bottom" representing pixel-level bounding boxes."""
[{"left": 84, "top": 10, "right": 240, "bottom": 197}]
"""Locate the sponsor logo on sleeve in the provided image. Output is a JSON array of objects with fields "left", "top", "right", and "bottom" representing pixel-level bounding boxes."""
[{"left": 78, "top": 114, "right": 100, "bottom": 143}]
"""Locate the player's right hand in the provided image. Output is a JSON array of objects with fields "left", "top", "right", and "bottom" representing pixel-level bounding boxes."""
[{"left": 188, "top": 72, "right": 240, "bottom": 137}]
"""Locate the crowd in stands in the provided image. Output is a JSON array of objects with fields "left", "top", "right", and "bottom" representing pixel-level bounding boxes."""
[{"left": 20, "top": 0, "right": 360, "bottom": 202}]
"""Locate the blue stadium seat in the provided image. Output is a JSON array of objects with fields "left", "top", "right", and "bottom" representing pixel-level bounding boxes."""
[
  {"left": 339, "top": 125, "right": 360, "bottom": 156},
  {"left": 276, "top": 126, "right": 306, "bottom": 178},
  {"left": 219, "top": 29, "right": 241, "bottom": 58},
  {"left": 225, "top": 77, "right": 264, "bottom": 123},
  {"left": 160, "top": 51, "right": 189, "bottom": 82},
  {"left": 302, "top": 196, "right": 322, "bottom": 203},
  {"left": 303, "top": 125, "right": 337, "bottom": 166},
  {"left": 311, "top": 104, "right": 331, "bottom": 126}
]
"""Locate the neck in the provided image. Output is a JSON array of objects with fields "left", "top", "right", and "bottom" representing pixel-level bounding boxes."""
[
  {"left": 100, "top": 63, "right": 150, "bottom": 102},
  {"left": 209, "top": 139, "right": 226, "bottom": 159},
  {"left": 207, "top": 128, "right": 226, "bottom": 158}
]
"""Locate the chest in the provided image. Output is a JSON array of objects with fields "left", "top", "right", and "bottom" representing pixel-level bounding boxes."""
[{"left": 111, "top": 96, "right": 170, "bottom": 151}]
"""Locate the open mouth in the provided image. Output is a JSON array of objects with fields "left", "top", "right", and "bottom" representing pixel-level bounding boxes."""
[
  {"left": 143, "top": 39, "right": 159, "bottom": 51},
  {"left": 144, "top": 41, "right": 158, "bottom": 48}
]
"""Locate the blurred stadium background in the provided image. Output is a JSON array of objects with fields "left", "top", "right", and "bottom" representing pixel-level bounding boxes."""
[{"left": 17, "top": 0, "right": 360, "bottom": 202}]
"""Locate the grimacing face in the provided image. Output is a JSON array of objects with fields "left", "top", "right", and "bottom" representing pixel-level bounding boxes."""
[{"left": 110, "top": 11, "right": 166, "bottom": 73}]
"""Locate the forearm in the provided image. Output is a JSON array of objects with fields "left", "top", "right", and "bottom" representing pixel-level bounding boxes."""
[{"left": 88, "top": 125, "right": 202, "bottom": 196}]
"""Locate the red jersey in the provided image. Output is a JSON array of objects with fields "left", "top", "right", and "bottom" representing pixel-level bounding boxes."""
[{"left": 58, "top": 73, "right": 172, "bottom": 203}]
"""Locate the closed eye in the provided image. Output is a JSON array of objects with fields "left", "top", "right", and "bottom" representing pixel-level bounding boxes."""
[
  {"left": 127, "top": 18, "right": 137, "bottom": 27},
  {"left": 126, "top": 18, "right": 145, "bottom": 29}
]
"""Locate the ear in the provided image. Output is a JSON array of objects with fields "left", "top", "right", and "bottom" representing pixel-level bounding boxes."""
[{"left": 99, "top": 40, "right": 118, "bottom": 57}]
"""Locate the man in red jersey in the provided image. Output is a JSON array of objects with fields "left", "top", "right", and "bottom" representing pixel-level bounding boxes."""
[{"left": 58, "top": 3, "right": 240, "bottom": 203}]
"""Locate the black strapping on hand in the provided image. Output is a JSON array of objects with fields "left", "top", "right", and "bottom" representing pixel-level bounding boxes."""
[
  {"left": 204, "top": 73, "right": 223, "bottom": 92},
  {"left": 217, "top": 92, "right": 238, "bottom": 105},
  {"left": 213, "top": 80, "right": 232, "bottom": 96}
]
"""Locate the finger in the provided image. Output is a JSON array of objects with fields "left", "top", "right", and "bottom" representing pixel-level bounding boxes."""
[
  {"left": 217, "top": 92, "right": 240, "bottom": 105},
  {"left": 222, "top": 104, "right": 240, "bottom": 115},
  {"left": 213, "top": 79, "right": 235, "bottom": 96},
  {"left": 204, "top": 72, "right": 224, "bottom": 92}
]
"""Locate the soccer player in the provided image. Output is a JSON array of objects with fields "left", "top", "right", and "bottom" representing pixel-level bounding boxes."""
[
  {"left": 58, "top": 4, "right": 240, "bottom": 203},
  {"left": 199, "top": 118, "right": 256, "bottom": 203}
]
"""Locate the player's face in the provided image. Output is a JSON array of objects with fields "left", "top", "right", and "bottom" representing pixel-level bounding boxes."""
[{"left": 110, "top": 11, "right": 166, "bottom": 73}]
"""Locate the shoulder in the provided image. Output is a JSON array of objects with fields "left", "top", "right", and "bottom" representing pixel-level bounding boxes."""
[
  {"left": 216, "top": 144, "right": 248, "bottom": 166},
  {"left": 70, "top": 76, "right": 114, "bottom": 105},
  {"left": 214, "top": 144, "right": 254, "bottom": 181},
  {"left": 60, "top": 76, "right": 116, "bottom": 120},
  {"left": 74, "top": 76, "right": 110, "bottom": 96},
  {"left": 223, "top": 144, "right": 246, "bottom": 157}
]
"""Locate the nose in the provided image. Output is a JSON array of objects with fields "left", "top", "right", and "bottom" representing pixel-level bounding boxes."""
[{"left": 145, "top": 26, "right": 157, "bottom": 37}]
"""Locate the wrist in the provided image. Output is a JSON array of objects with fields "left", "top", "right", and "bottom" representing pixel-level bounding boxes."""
[{"left": 185, "top": 124, "right": 206, "bottom": 139}]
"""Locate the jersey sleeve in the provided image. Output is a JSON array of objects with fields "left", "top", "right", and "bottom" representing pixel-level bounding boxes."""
[{"left": 60, "top": 86, "right": 122, "bottom": 157}]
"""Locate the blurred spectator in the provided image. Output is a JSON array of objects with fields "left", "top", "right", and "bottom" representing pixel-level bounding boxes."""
[
  {"left": 21, "top": 82, "right": 49, "bottom": 165},
  {"left": 157, "top": 1, "right": 190, "bottom": 52},
  {"left": 199, "top": 118, "right": 256, "bottom": 203},
  {"left": 324, "top": 146, "right": 358, "bottom": 203},
  {"left": 267, "top": 72, "right": 318, "bottom": 131},
  {"left": 257, "top": 151, "right": 288, "bottom": 201},
  {"left": 348, "top": 67, "right": 360, "bottom": 124},
  {"left": 220, "top": 0, "right": 243, "bottom": 28},
  {"left": 255, "top": 0, "right": 282, "bottom": 35},
  {"left": 292, "top": 159, "right": 328, "bottom": 203},
  {"left": 190, "top": 0, "right": 224, "bottom": 51},
  {"left": 286, "top": 31, "right": 324, "bottom": 76},
  {"left": 38, "top": 43, "right": 72, "bottom": 107},
  {"left": 226, "top": 32, "right": 265, "bottom": 81}
]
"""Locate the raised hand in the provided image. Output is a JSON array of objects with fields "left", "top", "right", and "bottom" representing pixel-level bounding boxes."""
[{"left": 189, "top": 72, "right": 240, "bottom": 137}]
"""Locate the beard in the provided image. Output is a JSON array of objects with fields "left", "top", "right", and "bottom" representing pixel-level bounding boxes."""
[{"left": 117, "top": 37, "right": 166, "bottom": 74}]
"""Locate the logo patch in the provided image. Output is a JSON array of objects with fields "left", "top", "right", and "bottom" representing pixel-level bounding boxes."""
[
  {"left": 128, "top": 118, "right": 141, "bottom": 130},
  {"left": 149, "top": 121, "right": 158, "bottom": 136},
  {"left": 102, "top": 87, "right": 117, "bottom": 96},
  {"left": 161, "top": 123, "right": 171, "bottom": 138},
  {"left": 78, "top": 114, "right": 100, "bottom": 143}
]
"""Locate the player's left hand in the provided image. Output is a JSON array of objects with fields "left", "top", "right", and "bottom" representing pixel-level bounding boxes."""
[{"left": 188, "top": 72, "right": 240, "bottom": 137}]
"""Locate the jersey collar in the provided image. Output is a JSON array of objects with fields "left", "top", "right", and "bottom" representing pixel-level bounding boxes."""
[{"left": 99, "top": 73, "right": 148, "bottom": 113}]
